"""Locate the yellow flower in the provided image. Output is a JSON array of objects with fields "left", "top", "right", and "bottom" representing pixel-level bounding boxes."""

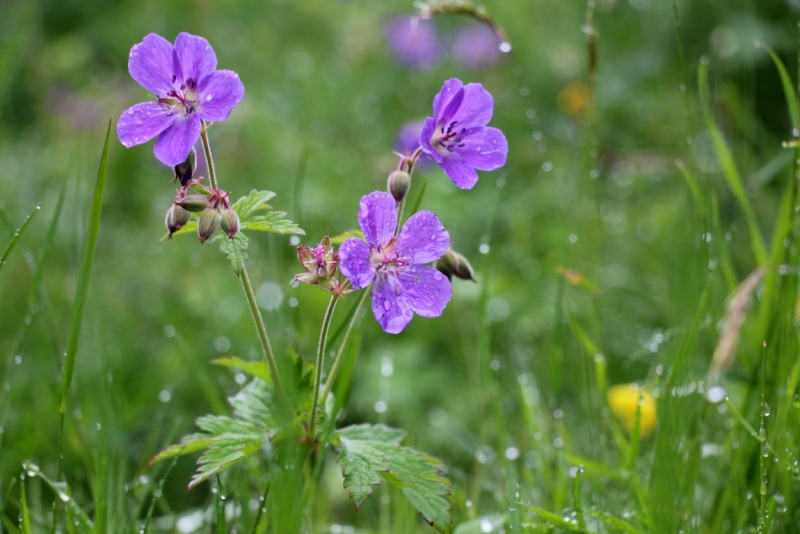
[{"left": 607, "top": 384, "right": 657, "bottom": 438}]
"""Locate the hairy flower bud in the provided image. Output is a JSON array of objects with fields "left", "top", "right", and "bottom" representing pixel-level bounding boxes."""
[
  {"left": 197, "top": 209, "right": 222, "bottom": 244},
  {"left": 388, "top": 170, "right": 411, "bottom": 203},
  {"left": 173, "top": 148, "right": 197, "bottom": 187},
  {"left": 435, "top": 248, "right": 477, "bottom": 282},
  {"left": 165, "top": 204, "right": 191, "bottom": 238},
  {"left": 175, "top": 194, "right": 210, "bottom": 213},
  {"left": 220, "top": 208, "right": 240, "bottom": 239}
]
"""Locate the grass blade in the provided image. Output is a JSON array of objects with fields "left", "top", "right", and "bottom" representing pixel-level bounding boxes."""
[
  {"left": 698, "top": 60, "right": 768, "bottom": 266},
  {"left": 20, "top": 476, "right": 30, "bottom": 534},
  {"left": 0, "top": 204, "right": 40, "bottom": 274},
  {"left": 756, "top": 41, "right": 800, "bottom": 131},
  {"left": 57, "top": 121, "right": 111, "bottom": 475}
]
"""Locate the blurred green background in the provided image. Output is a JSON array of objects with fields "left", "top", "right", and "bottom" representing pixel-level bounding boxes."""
[{"left": 1, "top": 0, "right": 799, "bottom": 531}]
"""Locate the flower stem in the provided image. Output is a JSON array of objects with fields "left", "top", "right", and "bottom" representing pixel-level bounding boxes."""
[
  {"left": 200, "top": 120, "right": 218, "bottom": 190},
  {"left": 320, "top": 285, "right": 371, "bottom": 405},
  {"left": 309, "top": 294, "right": 339, "bottom": 436},
  {"left": 241, "top": 265, "right": 296, "bottom": 417},
  {"left": 395, "top": 147, "right": 425, "bottom": 234}
]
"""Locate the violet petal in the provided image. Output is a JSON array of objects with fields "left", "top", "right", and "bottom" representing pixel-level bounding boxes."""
[
  {"left": 197, "top": 70, "right": 245, "bottom": 122},
  {"left": 440, "top": 156, "right": 480, "bottom": 190},
  {"left": 398, "top": 265, "right": 451, "bottom": 318},
  {"left": 454, "top": 126, "right": 508, "bottom": 172},
  {"left": 358, "top": 192, "right": 398, "bottom": 249},
  {"left": 419, "top": 117, "right": 443, "bottom": 164},
  {"left": 396, "top": 211, "right": 450, "bottom": 264},
  {"left": 372, "top": 274, "right": 414, "bottom": 334},
  {"left": 174, "top": 32, "right": 218, "bottom": 87},
  {"left": 117, "top": 102, "right": 176, "bottom": 148},
  {"left": 128, "top": 33, "right": 175, "bottom": 95},
  {"left": 449, "top": 83, "right": 494, "bottom": 130},
  {"left": 431, "top": 78, "right": 464, "bottom": 124},
  {"left": 153, "top": 115, "right": 201, "bottom": 167},
  {"left": 339, "top": 238, "right": 376, "bottom": 290}
]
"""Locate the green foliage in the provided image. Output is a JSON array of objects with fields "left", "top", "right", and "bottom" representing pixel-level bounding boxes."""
[
  {"left": 219, "top": 231, "right": 248, "bottom": 275},
  {"left": 330, "top": 229, "right": 364, "bottom": 245},
  {"left": 335, "top": 424, "right": 452, "bottom": 533},
  {"left": 211, "top": 356, "right": 272, "bottom": 384},
  {"left": 232, "top": 189, "right": 276, "bottom": 219},
  {"left": 241, "top": 211, "right": 304, "bottom": 235},
  {"left": 0, "top": 203, "right": 38, "bottom": 275}
]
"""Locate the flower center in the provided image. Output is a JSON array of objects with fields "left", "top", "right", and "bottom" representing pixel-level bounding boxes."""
[
  {"left": 159, "top": 76, "right": 199, "bottom": 117},
  {"left": 371, "top": 240, "right": 409, "bottom": 273},
  {"left": 431, "top": 120, "right": 466, "bottom": 154}
]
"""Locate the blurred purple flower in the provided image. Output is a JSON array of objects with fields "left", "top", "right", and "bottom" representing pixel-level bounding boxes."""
[
  {"left": 451, "top": 24, "right": 501, "bottom": 70},
  {"left": 385, "top": 17, "right": 441, "bottom": 68},
  {"left": 419, "top": 78, "right": 508, "bottom": 189},
  {"left": 339, "top": 192, "right": 452, "bottom": 334},
  {"left": 394, "top": 120, "right": 432, "bottom": 170},
  {"left": 118, "top": 32, "right": 245, "bottom": 167}
]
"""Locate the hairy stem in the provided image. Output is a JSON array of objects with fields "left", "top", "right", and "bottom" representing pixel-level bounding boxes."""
[
  {"left": 395, "top": 146, "right": 425, "bottom": 234},
  {"left": 200, "top": 120, "right": 219, "bottom": 191},
  {"left": 309, "top": 295, "right": 339, "bottom": 436},
  {"left": 320, "top": 286, "right": 371, "bottom": 405},
  {"left": 241, "top": 266, "right": 295, "bottom": 416}
]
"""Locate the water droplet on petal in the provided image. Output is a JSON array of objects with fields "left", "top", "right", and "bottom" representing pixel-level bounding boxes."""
[
  {"left": 206, "top": 94, "right": 213, "bottom": 101},
  {"left": 383, "top": 300, "right": 391, "bottom": 311}
]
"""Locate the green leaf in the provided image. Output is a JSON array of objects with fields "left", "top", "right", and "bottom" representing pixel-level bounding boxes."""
[
  {"left": 229, "top": 379, "right": 282, "bottom": 436},
  {"left": 0, "top": 203, "right": 39, "bottom": 275},
  {"left": 584, "top": 510, "right": 645, "bottom": 534},
  {"left": 336, "top": 424, "right": 452, "bottom": 532},
  {"left": 232, "top": 189, "right": 277, "bottom": 220},
  {"left": 22, "top": 463, "right": 94, "bottom": 531},
  {"left": 454, "top": 515, "right": 506, "bottom": 534},
  {"left": 219, "top": 232, "right": 248, "bottom": 275},
  {"left": 59, "top": 122, "right": 110, "bottom": 413},
  {"left": 242, "top": 211, "right": 305, "bottom": 235},
  {"left": 211, "top": 356, "right": 272, "bottom": 384},
  {"left": 330, "top": 229, "right": 363, "bottom": 245},
  {"left": 757, "top": 41, "right": 800, "bottom": 131},
  {"left": 521, "top": 503, "right": 585, "bottom": 532}
]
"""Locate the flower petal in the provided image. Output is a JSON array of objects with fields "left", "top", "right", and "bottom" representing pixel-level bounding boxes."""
[
  {"left": 358, "top": 192, "right": 398, "bottom": 248},
  {"left": 128, "top": 33, "right": 175, "bottom": 95},
  {"left": 117, "top": 102, "right": 176, "bottom": 148},
  {"left": 431, "top": 78, "right": 464, "bottom": 124},
  {"left": 197, "top": 70, "right": 245, "bottom": 122},
  {"left": 339, "top": 238, "right": 375, "bottom": 290},
  {"left": 455, "top": 126, "right": 508, "bottom": 172},
  {"left": 418, "top": 117, "right": 443, "bottom": 164},
  {"left": 397, "top": 265, "right": 451, "bottom": 318},
  {"left": 174, "top": 32, "right": 218, "bottom": 86},
  {"left": 396, "top": 210, "right": 449, "bottom": 264},
  {"left": 372, "top": 274, "right": 414, "bottom": 334},
  {"left": 440, "top": 156, "right": 479, "bottom": 189},
  {"left": 153, "top": 115, "right": 201, "bottom": 167},
  {"left": 450, "top": 83, "right": 494, "bottom": 130}
]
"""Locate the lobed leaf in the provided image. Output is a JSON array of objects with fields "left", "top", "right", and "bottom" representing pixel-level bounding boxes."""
[
  {"left": 232, "top": 189, "right": 277, "bottom": 220},
  {"left": 211, "top": 356, "right": 272, "bottom": 384},
  {"left": 336, "top": 424, "right": 451, "bottom": 533},
  {"left": 242, "top": 211, "right": 305, "bottom": 235},
  {"left": 229, "top": 378, "right": 282, "bottom": 436},
  {"left": 219, "top": 232, "right": 248, "bottom": 275}
]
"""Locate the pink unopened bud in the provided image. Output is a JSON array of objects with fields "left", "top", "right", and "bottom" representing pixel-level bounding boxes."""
[
  {"left": 165, "top": 204, "right": 191, "bottom": 238},
  {"left": 197, "top": 209, "right": 222, "bottom": 244},
  {"left": 175, "top": 194, "right": 210, "bottom": 213},
  {"left": 388, "top": 170, "right": 411, "bottom": 203},
  {"left": 220, "top": 208, "right": 240, "bottom": 239}
]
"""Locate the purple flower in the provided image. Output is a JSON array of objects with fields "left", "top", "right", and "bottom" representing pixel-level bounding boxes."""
[
  {"left": 419, "top": 78, "right": 508, "bottom": 189},
  {"left": 451, "top": 24, "right": 501, "bottom": 70},
  {"left": 385, "top": 17, "right": 441, "bottom": 68},
  {"left": 394, "top": 120, "right": 432, "bottom": 170},
  {"left": 339, "top": 192, "right": 452, "bottom": 334},
  {"left": 117, "top": 33, "right": 245, "bottom": 167}
]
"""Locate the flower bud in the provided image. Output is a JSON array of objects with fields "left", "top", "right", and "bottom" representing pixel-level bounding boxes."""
[
  {"left": 165, "top": 204, "right": 191, "bottom": 238},
  {"left": 173, "top": 148, "right": 197, "bottom": 186},
  {"left": 387, "top": 170, "right": 411, "bottom": 203},
  {"left": 435, "top": 248, "right": 477, "bottom": 282},
  {"left": 220, "top": 208, "right": 240, "bottom": 239},
  {"left": 197, "top": 209, "right": 222, "bottom": 244},
  {"left": 174, "top": 194, "right": 210, "bottom": 213}
]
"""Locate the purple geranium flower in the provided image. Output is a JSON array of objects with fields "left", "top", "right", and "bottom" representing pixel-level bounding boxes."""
[
  {"left": 117, "top": 33, "right": 245, "bottom": 167},
  {"left": 385, "top": 17, "right": 442, "bottom": 68},
  {"left": 452, "top": 24, "right": 501, "bottom": 70},
  {"left": 419, "top": 78, "right": 508, "bottom": 189},
  {"left": 339, "top": 192, "right": 452, "bottom": 334}
]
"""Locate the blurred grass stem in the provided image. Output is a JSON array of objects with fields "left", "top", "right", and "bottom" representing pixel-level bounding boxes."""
[
  {"left": 320, "top": 285, "right": 370, "bottom": 405},
  {"left": 310, "top": 294, "right": 338, "bottom": 435}
]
